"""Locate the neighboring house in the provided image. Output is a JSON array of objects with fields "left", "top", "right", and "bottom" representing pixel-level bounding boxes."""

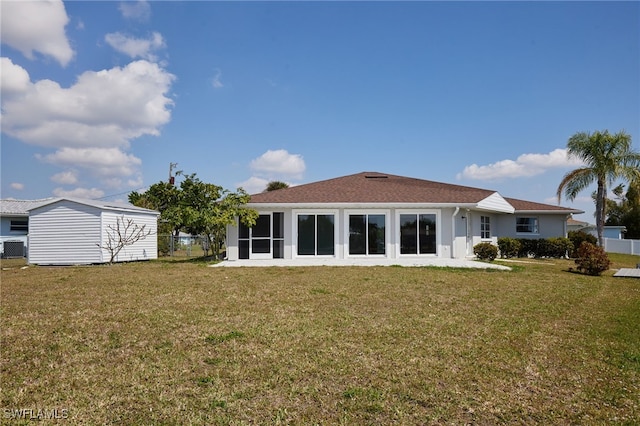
[
  {"left": 566, "top": 217, "right": 627, "bottom": 240},
  {"left": 0, "top": 198, "right": 52, "bottom": 258},
  {"left": 28, "top": 198, "right": 160, "bottom": 265},
  {"left": 225, "top": 171, "right": 582, "bottom": 262}
]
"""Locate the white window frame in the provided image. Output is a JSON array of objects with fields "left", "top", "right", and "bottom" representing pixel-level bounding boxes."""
[
  {"left": 292, "top": 210, "right": 339, "bottom": 258},
  {"left": 396, "top": 210, "right": 441, "bottom": 257},
  {"left": 480, "top": 215, "right": 491, "bottom": 240},
  {"left": 344, "top": 210, "right": 390, "bottom": 257},
  {"left": 516, "top": 216, "right": 539, "bottom": 235}
]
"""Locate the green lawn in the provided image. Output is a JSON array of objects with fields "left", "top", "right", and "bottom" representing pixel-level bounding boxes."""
[{"left": 1, "top": 255, "right": 639, "bottom": 424}]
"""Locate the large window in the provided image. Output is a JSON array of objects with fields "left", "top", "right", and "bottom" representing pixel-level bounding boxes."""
[
  {"left": 400, "top": 213, "right": 437, "bottom": 255},
  {"left": 481, "top": 216, "right": 491, "bottom": 239},
  {"left": 349, "top": 214, "right": 386, "bottom": 255},
  {"left": 297, "top": 214, "right": 335, "bottom": 256},
  {"left": 516, "top": 217, "right": 539, "bottom": 234}
]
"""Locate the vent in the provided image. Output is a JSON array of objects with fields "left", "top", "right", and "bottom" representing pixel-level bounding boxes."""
[
  {"left": 2, "top": 241, "right": 25, "bottom": 258},
  {"left": 364, "top": 175, "right": 388, "bottom": 179}
]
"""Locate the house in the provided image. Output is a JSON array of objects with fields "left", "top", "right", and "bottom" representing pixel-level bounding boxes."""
[
  {"left": 0, "top": 198, "right": 52, "bottom": 258},
  {"left": 567, "top": 217, "right": 627, "bottom": 240},
  {"left": 225, "top": 172, "right": 582, "bottom": 263},
  {"left": 27, "top": 198, "right": 160, "bottom": 265}
]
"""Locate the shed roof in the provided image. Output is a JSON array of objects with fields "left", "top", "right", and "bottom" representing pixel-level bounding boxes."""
[{"left": 27, "top": 198, "right": 159, "bottom": 215}]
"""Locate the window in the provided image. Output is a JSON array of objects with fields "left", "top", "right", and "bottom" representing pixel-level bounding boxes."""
[
  {"left": 400, "top": 213, "right": 437, "bottom": 255},
  {"left": 516, "top": 217, "right": 539, "bottom": 234},
  {"left": 10, "top": 220, "right": 28, "bottom": 232},
  {"left": 481, "top": 216, "right": 491, "bottom": 239},
  {"left": 348, "top": 214, "right": 386, "bottom": 255},
  {"left": 297, "top": 214, "right": 335, "bottom": 256}
]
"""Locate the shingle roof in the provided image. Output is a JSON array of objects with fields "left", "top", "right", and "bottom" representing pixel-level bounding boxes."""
[
  {"left": 250, "top": 172, "right": 497, "bottom": 204},
  {"left": 0, "top": 198, "right": 54, "bottom": 216},
  {"left": 249, "top": 171, "right": 581, "bottom": 214},
  {"left": 505, "top": 197, "right": 582, "bottom": 213}
]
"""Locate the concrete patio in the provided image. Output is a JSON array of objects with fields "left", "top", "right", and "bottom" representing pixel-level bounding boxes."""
[{"left": 210, "top": 257, "right": 511, "bottom": 270}]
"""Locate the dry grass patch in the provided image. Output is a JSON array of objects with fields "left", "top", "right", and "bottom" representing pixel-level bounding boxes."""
[{"left": 1, "top": 255, "right": 639, "bottom": 424}]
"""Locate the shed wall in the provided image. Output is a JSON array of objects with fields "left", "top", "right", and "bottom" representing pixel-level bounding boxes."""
[
  {"left": 28, "top": 201, "right": 103, "bottom": 265},
  {"left": 101, "top": 212, "right": 158, "bottom": 262}
]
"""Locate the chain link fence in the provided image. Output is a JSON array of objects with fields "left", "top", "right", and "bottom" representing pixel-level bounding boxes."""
[{"left": 157, "top": 234, "right": 211, "bottom": 258}]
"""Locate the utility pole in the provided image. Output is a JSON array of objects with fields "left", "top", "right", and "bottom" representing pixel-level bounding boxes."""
[{"left": 169, "top": 162, "right": 178, "bottom": 185}]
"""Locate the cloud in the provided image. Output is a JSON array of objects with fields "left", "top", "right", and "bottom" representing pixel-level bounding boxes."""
[
  {"left": 457, "top": 148, "right": 584, "bottom": 181},
  {"left": 105, "top": 32, "right": 165, "bottom": 61},
  {"left": 39, "top": 147, "right": 143, "bottom": 179},
  {"left": 250, "top": 149, "right": 306, "bottom": 179},
  {"left": 236, "top": 176, "right": 270, "bottom": 194},
  {"left": 212, "top": 68, "right": 224, "bottom": 89},
  {"left": 0, "top": 0, "right": 74, "bottom": 67},
  {"left": 51, "top": 170, "right": 79, "bottom": 185},
  {"left": 10, "top": 183, "right": 25, "bottom": 191},
  {"left": 118, "top": 0, "right": 151, "bottom": 21},
  {"left": 53, "top": 187, "right": 105, "bottom": 199},
  {"left": 1, "top": 59, "right": 175, "bottom": 149}
]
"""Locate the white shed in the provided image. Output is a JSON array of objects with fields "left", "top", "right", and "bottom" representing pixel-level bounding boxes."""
[{"left": 27, "top": 198, "right": 160, "bottom": 265}]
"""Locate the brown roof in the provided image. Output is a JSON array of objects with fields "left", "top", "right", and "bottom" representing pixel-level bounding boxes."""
[
  {"left": 249, "top": 172, "right": 582, "bottom": 214},
  {"left": 504, "top": 197, "right": 582, "bottom": 213},
  {"left": 250, "top": 172, "right": 497, "bottom": 204}
]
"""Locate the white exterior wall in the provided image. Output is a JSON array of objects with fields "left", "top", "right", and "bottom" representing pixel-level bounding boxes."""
[
  {"left": 101, "top": 212, "right": 158, "bottom": 262},
  {"left": 28, "top": 201, "right": 103, "bottom": 265},
  {"left": 227, "top": 206, "right": 469, "bottom": 261}
]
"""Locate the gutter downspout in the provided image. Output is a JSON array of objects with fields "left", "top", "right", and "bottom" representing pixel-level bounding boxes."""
[{"left": 451, "top": 207, "right": 460, "bottom": 259}]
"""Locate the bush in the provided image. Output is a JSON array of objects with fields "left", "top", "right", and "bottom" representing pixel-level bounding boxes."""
[
  {"left": 574, "top": 242, "right": 611, "bottom": 276},
  {"left": 497, "top": 237, "right": 521, "bottom": 258},
  {"left": 517, "top": 238, "right": 538, "bottom": 258},
  {"left": 568, "top": 230, "right": 598, "bottom": 258},
  {"left": 543, "top": 237, "right": 573, "bottom": 258},
  {"left": 474, "top": 242, "right": 498, "bottom": 261}
]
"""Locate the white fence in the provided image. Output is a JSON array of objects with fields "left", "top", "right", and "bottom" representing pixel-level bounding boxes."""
[{"left": 604, "top": 238, "right": 640, "bottom": 255}]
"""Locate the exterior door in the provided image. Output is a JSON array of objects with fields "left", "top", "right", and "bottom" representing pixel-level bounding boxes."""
[{"left": 250, "top": 214, "right": 271, "bottom": 259}]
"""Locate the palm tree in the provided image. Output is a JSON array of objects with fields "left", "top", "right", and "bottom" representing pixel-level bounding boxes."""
[
  {"left": 264, "top": 181, "right": 289, "bottom": 192},
  {"left": 557, "top": 130, "right": 640, "bottom": 246}
]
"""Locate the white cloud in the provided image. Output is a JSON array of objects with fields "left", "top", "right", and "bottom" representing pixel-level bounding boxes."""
[
  {"left": 0, "top": 0, "right": 74, "bottom": 66},
  {"left": 212, "top": 69, "right": 224, "bottom": 89},
  {"left": 118, "top": 0, "right": 151, "bottom": 21},
  {"left": 0, "top": 57, "right": 31, "bottom": 96},
  {"left": 53, "top": 187, "right": 105, "bottom": 199},
  {"left": 250, "top": 149, "right": 306, "bottom": 179},
  {"left": 1, "top": 59, "right": 175, "bottom": 149},
  {"left": 457, "top": 148, "right": 584, "bottom": 181},
  {"left": 39, "top": 147, "right": 143, "bottom": 179},
  {"left": 236, "top": 176, "right": 270, "bottom": 194},
  {"left": 51, "top": 170, "right": 78, "bottom": 185},
  {"left": 10, "top": 183, "right": 25, "bottom": 191},
  {"left": 105, "top": 32, "right": 165, "bottom": 61}
]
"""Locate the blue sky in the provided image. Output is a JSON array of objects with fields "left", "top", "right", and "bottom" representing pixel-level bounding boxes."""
[{"left": 1, "top": 1, "right": 638, "bottom": 222}]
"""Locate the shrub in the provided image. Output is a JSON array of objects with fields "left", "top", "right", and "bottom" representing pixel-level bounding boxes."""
[
  {"left": 574, "top": 242, "right": 611, "bottom": 276},
  {"left": 497, "top": 237, "right": 521, "bottom": 258},
  {"left": 543, "top": 237, "right": 573, "bottom": 258},
  {"left": 568, "top": 230, "right": 597, "bottom": 258},
  {"left": 517, "top": 238, "right": 538, "bottom": 258},
  {"left": 474, "top": 242, "right": 498, "bottom": 261}
]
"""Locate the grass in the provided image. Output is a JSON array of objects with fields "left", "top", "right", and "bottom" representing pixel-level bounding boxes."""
[{"left": 1, "top": 254, "right": 639, "bottom": 424}]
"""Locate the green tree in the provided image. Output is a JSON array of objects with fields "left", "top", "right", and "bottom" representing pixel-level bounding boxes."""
[
  {"left": 132, "top": 173, "right": 258, "bottom": 259},
  {"left": 264, "top": 181, "right": 289, "bottom": 192},
  {"left": 605, "top": 180, "right": 640, "bottom": 239},
  {"left": 557, "top": 130, "right": 640, "bottom": 246}
]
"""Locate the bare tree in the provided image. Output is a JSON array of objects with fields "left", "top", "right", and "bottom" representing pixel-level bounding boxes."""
[{"left": 98, "top": 216, "right": 153, "bottom": 263}]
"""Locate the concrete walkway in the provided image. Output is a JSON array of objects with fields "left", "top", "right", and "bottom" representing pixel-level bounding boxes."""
[{"left": 210, "top": 257, "right": 511, "bottom": 270}]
